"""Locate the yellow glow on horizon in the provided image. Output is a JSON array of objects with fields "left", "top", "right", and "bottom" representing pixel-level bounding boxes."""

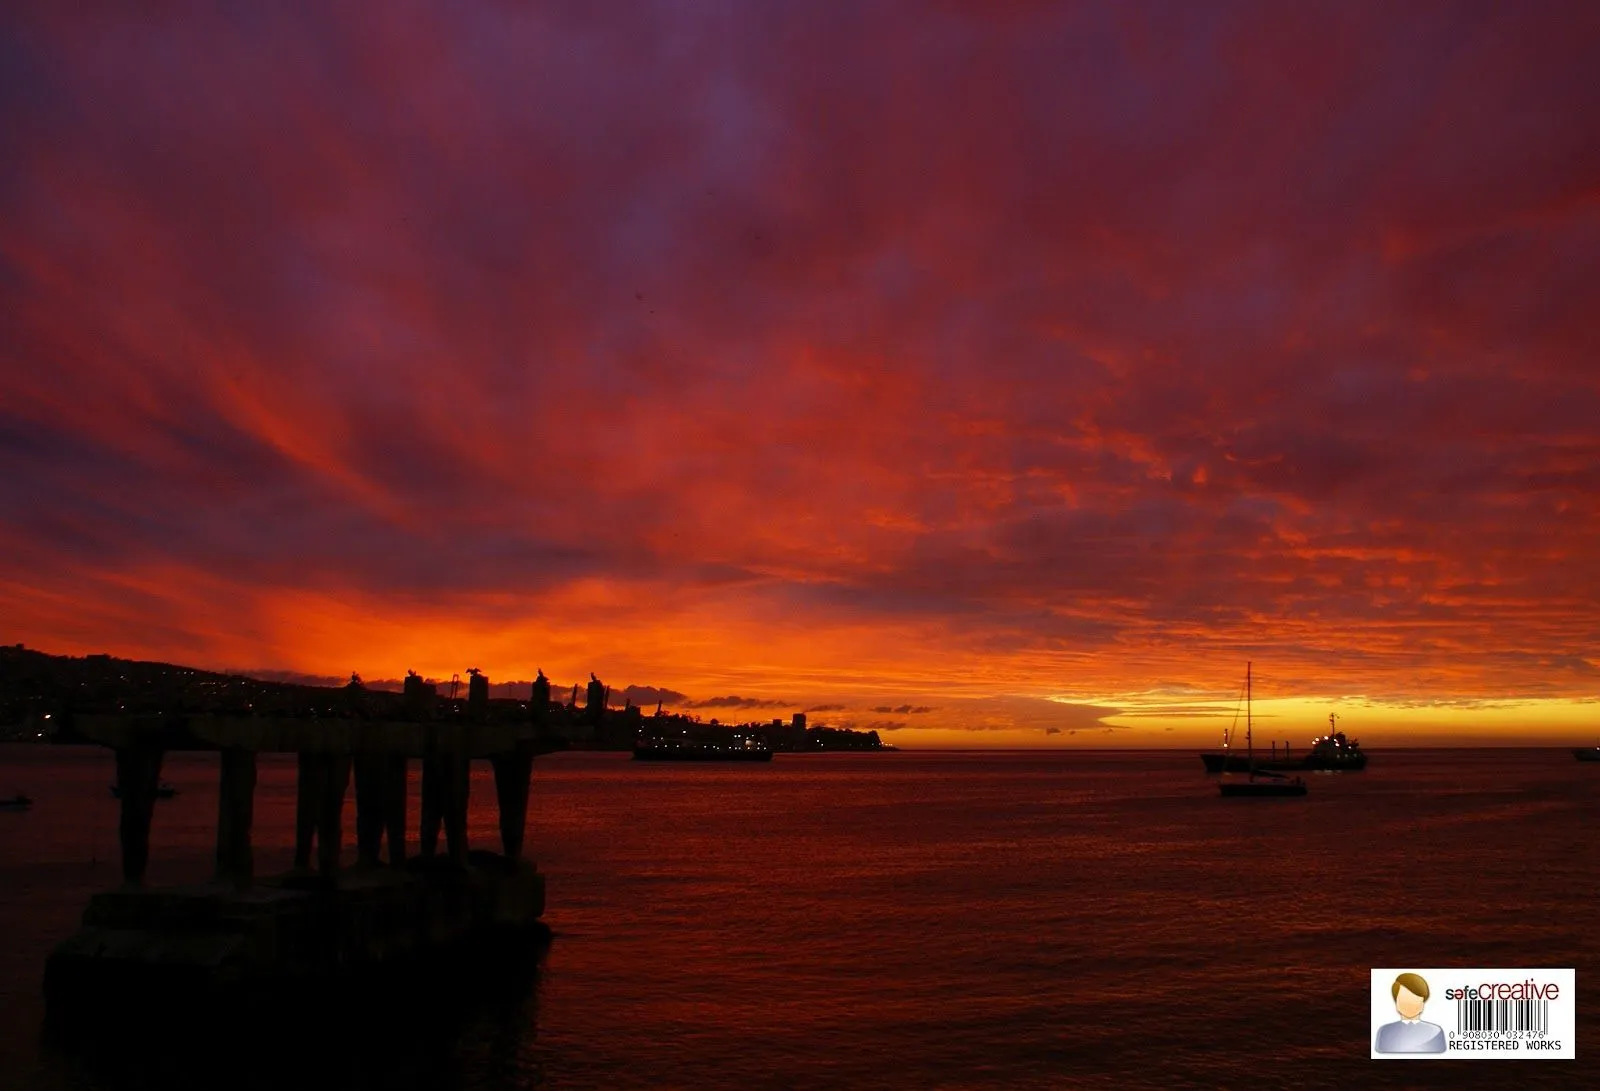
[
  {"left": 1098, "top": 696, "right": 1600, "bottom": 748},
  {"left": 10, "top": 578, "right": 1599, "bottom": 747}
]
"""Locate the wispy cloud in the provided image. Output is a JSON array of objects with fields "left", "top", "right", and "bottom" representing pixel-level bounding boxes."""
[{"left": 684, "top": 695, "right": 792, "bottom": 710}]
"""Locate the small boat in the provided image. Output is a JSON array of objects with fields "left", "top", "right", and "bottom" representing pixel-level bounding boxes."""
[
  {"left": 1219, "top": 769, "right": 1308, "bottom": 798},
  {"left": 1575, "top": 747, "right": 1600, "bottom": 763},
  {"left": 0, "top": 792, "right": 32, "bottom": 811},
  {"left": 1217, "top": 663, "right": 1307, "bottom": 799},
  {"left": 109, "top": 782, "right": 178, "bottom": 799}
]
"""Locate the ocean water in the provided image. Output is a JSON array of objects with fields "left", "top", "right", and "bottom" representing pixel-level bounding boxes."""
[{"left": 0, "top": 744, "right": 1594, "bottom": 1089}]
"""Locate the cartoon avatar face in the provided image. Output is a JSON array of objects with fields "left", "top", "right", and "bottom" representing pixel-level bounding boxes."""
[{"left": 1394, "top": 984, "right": 1427, "bottom": 1020}]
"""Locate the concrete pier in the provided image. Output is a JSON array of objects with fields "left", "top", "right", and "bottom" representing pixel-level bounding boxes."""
[
  {"left": 45, "top": 855, "right": 546, "bottom": 1022},
  {"left": 44, "top": 708, "right": 555, "bottom": 1034}
]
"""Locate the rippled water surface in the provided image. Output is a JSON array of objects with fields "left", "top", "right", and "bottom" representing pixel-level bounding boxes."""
[{"left": 1, "top": 745, "right": 1594, "bottom": 1088}]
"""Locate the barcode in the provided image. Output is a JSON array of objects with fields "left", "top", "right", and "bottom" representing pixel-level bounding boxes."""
[{"left": 1455, "top": 999, "right": 1549, "bottom": 1034}]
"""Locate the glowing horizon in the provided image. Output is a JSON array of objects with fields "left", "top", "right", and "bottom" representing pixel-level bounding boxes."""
[{"left": 10, "top": 632, "right": 1598, "bottom": 748}]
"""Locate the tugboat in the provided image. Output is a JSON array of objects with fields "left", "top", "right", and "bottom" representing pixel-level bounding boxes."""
[
  {"left": 1575, "top": 746, "right": 1600, "bottom": 763},
  {"left": 1215, "top": 663, "right": 1307, "bottom": 799}
]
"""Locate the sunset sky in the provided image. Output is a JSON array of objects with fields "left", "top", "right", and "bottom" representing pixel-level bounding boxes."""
[{"left": 2, "top": 3, "right": 1597, "bottom": 746}]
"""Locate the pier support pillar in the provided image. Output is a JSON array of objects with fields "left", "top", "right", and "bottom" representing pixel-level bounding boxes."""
[
  {"left": 420, "top": 756, "right": 443, "bottom": 858},
  {"left": 354, "top": 754, "right": 384, "bottom": 867},
  {"left": 316, "top": 755, "right": 352, "bottom": 878},
  {"left": 214, "top": 748, "right": 256, "bottom": 888},
  {"left": 114, "top": 746, "right": 164, "bottom": 887},
  {"left": 491, "top": 745, "right": 534, "bottom": 862},
  {"left": 444, "top": 756, "right": 470, "bottom": 866},
  {"left": 294, "top": 752, "right": 318, "bottom": 871},
  {"left": 383, "top": 756, "right": 408, "bottom": 866},
  {"left": 354, "top": 754, "right": 409, "bottom": 867},
  {"left": 294, "top": 752, "right": 351, "bottom": 877},
  {"left": 421, "top": 754, "right": 470, "bottom": 864}
]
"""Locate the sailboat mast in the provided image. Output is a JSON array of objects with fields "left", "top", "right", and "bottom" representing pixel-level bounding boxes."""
[{"left": 1246, "top": 661, "right": 1253, "bottom": 765}]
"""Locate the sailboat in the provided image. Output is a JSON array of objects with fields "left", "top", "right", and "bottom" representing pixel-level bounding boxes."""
[{"left": 1217, "top": 662, "right": 1307, "bottom": 798}]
